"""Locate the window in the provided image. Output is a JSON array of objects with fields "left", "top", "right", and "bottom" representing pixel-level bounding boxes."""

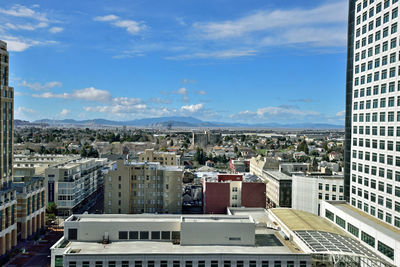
[
  {"left": 326, "top": 209, "right": 334, "bottom": 221},
  {"left": 347, "top": 223, "right": 359, "bottom": 237},
  {"left": 361, "top": 231, "right": 375, "bottom": 247},
  {"left": 336, "top": 216, "right": 346, "bottom": 229},
  {"left": 140, "top": 231, "right": 149, "bottom": 240},
  {"left": 119, "top": 231, "right": 128, "bottom": 240},
  {"left": 68, "top": 228, "right": 78, "bottom": 240},
  {"left": 378, "top": 241, "right": 394, "bottom": 260},
  {"left": 161, "top": 231, "right": 170, "bottom": 240},
  {"left": 151, "top": 231, "right": 160, "bottom": 240},
  {"left": 129, "top": 231, "right": 138, "bottom": 239}
]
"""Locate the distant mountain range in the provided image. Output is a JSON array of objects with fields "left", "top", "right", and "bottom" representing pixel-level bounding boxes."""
[{"left": 31, "top": 116, "right": 344, "bottom": 129}]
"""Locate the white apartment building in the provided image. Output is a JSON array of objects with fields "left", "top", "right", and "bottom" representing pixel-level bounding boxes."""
[
  {"left": 292, "top": 174, "right": 344, "bottom": 215},
  {"left": 342, "top": 0, "right": 400, "bottom": 265},
  {"left": 44, "top": 158, "right": 108, "bottom": 216}
]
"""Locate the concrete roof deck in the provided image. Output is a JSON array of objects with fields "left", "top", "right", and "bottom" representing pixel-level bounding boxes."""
[
  {"left": 64, "top": 239, "right": 297, "bottom": 256},
  {"left": 69, "top": 214, "right": 251, "bottom": 224},
  {"left": 332, "top": 202, "right": 400, "bottom": 239},
  {"left": 263, "top": 171, "right": 292, "bottom": 181},
  {"left": 271, "top": 208, "right": 349, "bottom": 236}
]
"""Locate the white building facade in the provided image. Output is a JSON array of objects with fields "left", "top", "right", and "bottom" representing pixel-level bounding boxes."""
[{"left": 342, "top": 0, "right": 400, "bottom": 265}]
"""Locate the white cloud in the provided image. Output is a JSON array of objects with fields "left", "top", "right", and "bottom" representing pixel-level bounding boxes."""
[
  {"left": 197, "top": 90, "right": 207, "bottom": 95},
  {"left": 21, "top": 80, "right": 62, "bottom": 91},
  {"left": 49, "top": 27, "right": 63, "bottom": 33},
  {"left": 166, "top": 50, "right": 258, "bottom": 60},
  {"left": 112, "top": 20, "right": 145, "bottom": 35},
  {"left": 93, "top": 14, "right": 119, "bottom": 22},
  {"left": 234, "top": 105, "right": 321, "bottom": 122},
  {"left": 2, "top": 36, "right": 57, "bottom": 52},
  {"left": 60, "top": 109, "right": 70, "bottom": 116},
  {"left": 174, "top": 87, "right": 188, "bottom": 95},
  {"left": 94, "top": 14, "right": 146, "bottom": 35},
  {"left": 15, "top": 106, "right": 36, "bottom": 118},
  {"left": 112, "top": 97, "right": 142, "bottom": 105},
  {"left": 151, "top": 97, "right": 171, "bottom": 104},
  {"left": 72, "top": 87, "right": 111, "bottom": 102},
  {"left": 336, "top": 110, "right": 345, "bottom": 117},
  {"left": 182, "top": 96, "right": 190, "bottom": 103},
  {"left": 181, "top": 103, "right": 204, "bottom": 112},
  {"left": 4, "top": 22, "right": 48, "bottom": 31},
  {"left": 32, "top": 87, "right": 111, "bottom": 102},
  {"left": 182, "top": 78, "right": 196, "bottom": 84},
  {"left": 193, "top": 2, "right": 347, "bottom": 40},
  {"left": 83, "top": 104, "right": 147, "bottom": 114},
  {"left": 0, "top": 4, "right": 49, "bottom": 22}
]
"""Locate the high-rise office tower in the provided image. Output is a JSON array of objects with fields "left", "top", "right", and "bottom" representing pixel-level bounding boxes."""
[
  {"left": 0, "top": 40, "right": 17, "bottom": 255},
  {"left": 320, "top": 1, "right": 400, "bottom": 265}
]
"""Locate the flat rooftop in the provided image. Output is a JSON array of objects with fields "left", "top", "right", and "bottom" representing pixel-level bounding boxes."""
[
  {"left": 228, "top": 208, "right": 269, "bottom": 225},
  {"left": 271, "top": 209, "right": 348, "bottom": 236},
  {"left": 64, "top": 238, "right": 295, "bottom": 256},
  {"left": 69, "top": 214, "right": 251, "bottom": 224},
  {"left": 263, "top": 170, "right": 292, "bottom": 181},
  {"left": 330, "top": 202, "right": 400, "bottom": 240},
  {"left": 182, "top": 216, "right": 251, "bottom": 223}
]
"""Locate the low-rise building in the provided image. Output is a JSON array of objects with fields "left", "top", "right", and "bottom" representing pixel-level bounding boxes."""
[
  {"left": 279, "top": 163, "right": 309, "bottom": 175},
  {"left": 202, "top": 174, "right": 266, "bottom": 214},
  {"left": 104, "top": 160, "right": 183, "bottom": 214},
  {"left": 260, "top": 171, "right": 292, "bottom": 208},
  {"left": 44, "top": 158, "right": 108, "bottom": 216},
  {"left": 138, "top": 149, "right": 180, "bottom": 166},
  {"left": 13, "top": 177, "right": 46, "bottom": 240},
  {"left": 320, "top": 201, "right": 400, "bottom": 266},
  {"left": 50, "top": 208, "right": 393, "bottom": 267},
  {"left": 291, "top": 174, "right": 344, "bottom": 215},
  {"left": 249, "top": 156, "right": 279, "bottom": 177},
  {"left": 51, "top": 211, "right": 309, "bottom": 267}
]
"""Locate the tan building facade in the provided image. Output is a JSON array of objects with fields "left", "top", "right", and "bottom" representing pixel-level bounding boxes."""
[
  {"left": 0, "top": 40, "right": 17, "bottom": 256},
  {"left": 14, "top": 178, "right": 46, "bottom": 240},
  {"left": 105, "top": 160, "right": 183, "bottom": 214},
  {"left": 138, "top": 149, "right": 180, "bottom": 166}
]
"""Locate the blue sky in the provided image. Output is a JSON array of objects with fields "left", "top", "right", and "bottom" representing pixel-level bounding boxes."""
[{"left": 1, "top": 0, "right": 348, "bottom": 124}]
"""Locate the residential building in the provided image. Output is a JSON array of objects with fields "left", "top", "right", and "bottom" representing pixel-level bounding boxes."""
[
  {"left": 202, "top": 174, "right": 266, "bottom": 214},
  {"left": 339, "top": 0, "right": 400, "bottom": 264},
  {"left": 0, "top": 40, "right": 16, "bottom": 256},
  {"left": 291, "top": 174, "right": 344, "bottom": 215},
  {"left": 50, "top": 208, "right": 393, "bottom": 267},
  {"left": 279, "top": 163, "right": 309, "bottom": 175},
  {"left": 44, "top": 158, "right": 107, "bottom": 216},
  {"left": 104, "top": 160, "right": 183, "bottom": 214},
  {"left": 13, "top": 177, "right": 46, "bottom": 240},
  {"left": 191, "top": 130, "right": 221, "bottom": 148},
  {"left": 229, "top": 159, "right": 249, "bottom": 173},
  {"left": 260, "top": 170, "right": 292, "bottom": 208},
  {"left": 249, "top": 156, "right": 279, "bottom": 177},
  {"left": 138, "top": 149, "right": 180, "bottom": 166}
]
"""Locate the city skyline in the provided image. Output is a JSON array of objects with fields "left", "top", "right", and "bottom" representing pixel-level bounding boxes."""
[{"left": 0, "top": 0, "right": 348, "bottom": 124}]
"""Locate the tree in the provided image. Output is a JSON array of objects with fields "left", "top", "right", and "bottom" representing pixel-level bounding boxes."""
[
  {"left": 46, "top": 202, "right": 57, "bottom": 215},
  {"left": 297, "top": 140, "right": 309, "bottom": 154}
]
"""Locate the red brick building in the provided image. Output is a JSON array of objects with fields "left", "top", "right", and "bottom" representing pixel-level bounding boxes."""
[{"left": 203, "top": 175, "right": 266, "bottom": 214}]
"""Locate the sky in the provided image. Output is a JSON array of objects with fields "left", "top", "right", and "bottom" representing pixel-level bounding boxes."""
[{"left": 1, "top": 0, "right": 348, "bottom": 124}]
